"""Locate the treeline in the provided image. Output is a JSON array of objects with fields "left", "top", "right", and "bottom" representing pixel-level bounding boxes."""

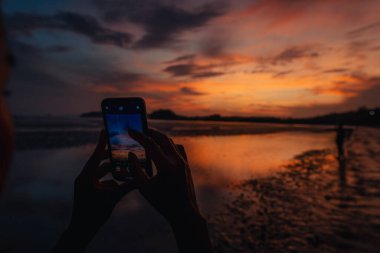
[{"left": 81, "top": 107, "right": 379, "bottom": 126}]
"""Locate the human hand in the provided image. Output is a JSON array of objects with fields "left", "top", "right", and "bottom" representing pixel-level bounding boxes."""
[
  {"left": 70, "top": 129, "right": 137, "bottom": 229},
  {"left": 128, "top": 128, "right": 213, "bottom": 252},
  {"left": 54, "top": 130, "right": 137, "bottom": 252},
  {"left": 128, "top": 128, "right": 200, "bottom": 225}
]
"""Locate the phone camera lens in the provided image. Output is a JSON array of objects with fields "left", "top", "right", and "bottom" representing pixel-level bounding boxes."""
[
  {"left": 119, "top": 106, "right": 123, "bottom": 111},
  {"left": 136, "top": 106, "right": 140, "bottom": 110},
  {"left": 105, "top": 106, "right": 109, "bottom": 110}
]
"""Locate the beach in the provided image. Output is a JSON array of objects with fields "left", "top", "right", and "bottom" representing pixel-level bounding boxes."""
[
  {"left": 1, "top": 117, "right": 379, "bottom": 252},
  {"left": 211, "top": 127, "right": 380, "bottom": 253}
]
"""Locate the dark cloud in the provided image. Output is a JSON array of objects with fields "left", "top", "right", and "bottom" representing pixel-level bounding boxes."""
[
  {"left": 46, "top": 45, "right": 71, "bottom": 53},
  {"left": 309, "top": 73, "right": 371, "bottom": 97},
  {"left": 163, "top": 63, "right": 223, "bottom": 79},
  {"left": 92, "top": 0, "right": 160, "bottom": 23},
  {"left": 347, "top": 40, "right": 369, "bottom": 51},
  {"left": 343, "top": 77, "right": 380, "bottom": 107},
  {"left": 12, "top": 67, "right": 69, "bottom": 88},
  {"left": 272, "top": 70, "right": 292, "bottom": 78},
  {"left": 9, "top": 40, "right": 40, "bottom": 56},
  {"left": 164, "top": 53, "right": 196, "bottom": 64},
  {"left": 269, "top": 46, "right": 319, "bottom": 65},
  {"left": 8, "top": 61, "right": 100, "bottom": 115},
  {"left": 88, "top": 70, "right": 148, "bottom": 93},
  {"left": 134, "top": 5, "right": 224, "bottom": 48},
  {"left": 250, "top": 67, "right": 292, "bottom": 78},
  {"left": 250, "top": 67, "right": 273, "bottom": 74},
  {"left": 322, "top": 68, "right": 349, "bottom": 74},
  {"left": 192, "top": 71, "right": 223, "bottom": 78},
  {"left": 180, "top": 86, "right": 206, "bottom": 95},
  {"left": 10, "top": 40, "right": 70, "bottom": 54},
  {"left": 291, "top": 82, "right": 380, "bottom": 117},
  {"left": 199, "top": 34, "right": 227, "bottom": 57},
  {"left": 164, "top": 63, "right": 194, "bottom": 76},
  {"left": 91, "top": 71, "right": 144, "bottom": 85},
  {"left": 6, "top": 11, "right": 133, "bottom": 48},
  {"left": 346, "top": 21, "right": 380, "bottom": 37},
  {"left": 370, "top": 45, "right": 380, "bottom": 51},
  {"left": 8, "top": 41, "right": 71, "bottom": 90},
  {"left": 92, "top": 0, "right": 225, "bottom": 48},
  {"left": 6, "top": 44, "right": 77, "bottom": 114}
]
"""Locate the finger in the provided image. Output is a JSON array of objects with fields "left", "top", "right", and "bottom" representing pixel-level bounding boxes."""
[
  {"left": 147, "top": 128, "right": 179, "bottom": 157},
  {"left": 93, "top": 129, "right": 107, "bottom": 159},
  {"left": 112, "top": 167, "right": 132, "bottom": 181},
  {"left": 186, "top": 170, "right": 197, "bottom": 203},
  {"left": 81, "top": 130, "right": 108, "bottom": 177},
  {"left": 96, "top": 129, "right": 107, "bottom": 150},
  {"left": 173, "top": 144, "right": 196, "bottom": 201},
  {"left": 95, "top": 162, "right": 112, "bottom": 178},
  {"left": 176, "top": 144, "right": 188, "bottom": 162},
  {"left": 169, "top": 138, "right": 188, "bottom": 162},
  {"left": 88, "top": 129, "right": 108, "bottom": 165},
  {"left": 129, "top": 152, "right": 149, "bottom": 185},
  {"left": 128, "top": 128, "right": 169, "bottom": 170}
]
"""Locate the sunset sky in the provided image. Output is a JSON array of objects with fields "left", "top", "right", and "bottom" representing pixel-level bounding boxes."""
[{"left": 3, "top": 0, "right": 380, "bottom": 117}]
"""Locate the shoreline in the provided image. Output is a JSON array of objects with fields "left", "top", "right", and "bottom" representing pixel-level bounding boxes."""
[
  {"left": 14, "top": 128, "right": 333, "bottom": 150},
  {"left": 210, "top": 127, "right": 380, "bottom": 253},
  {"left": 14, "top": 118, "right": 338, "bottom": 150}
]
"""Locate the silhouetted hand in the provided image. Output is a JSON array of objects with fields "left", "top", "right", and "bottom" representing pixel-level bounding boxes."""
[
  {"left": 128, "top": 128, "right": 213, "bottom": 253},
  {"left": 128, "top": 128, "right": 198, "bottom": 223},
  {"left": 54, "top": 130, "right": 137, "bottom": 253}
]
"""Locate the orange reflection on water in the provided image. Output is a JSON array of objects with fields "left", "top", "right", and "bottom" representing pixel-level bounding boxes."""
[{"left": 174, "top": 132, "right": 334, "bottom": 186}]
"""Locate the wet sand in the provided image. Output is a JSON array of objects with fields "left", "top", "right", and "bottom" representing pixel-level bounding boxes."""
[{"left": 211, "top": 127, "right": 380, "bottom": 253}]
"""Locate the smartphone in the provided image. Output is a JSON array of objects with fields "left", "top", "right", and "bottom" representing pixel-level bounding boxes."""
[{"left": 101, "top": 97, "right": 152, "bottom": 177}]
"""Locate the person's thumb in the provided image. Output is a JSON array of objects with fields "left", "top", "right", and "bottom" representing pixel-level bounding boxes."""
[{"left": 128, "top": 152, "right": 149, "bottom": 186}]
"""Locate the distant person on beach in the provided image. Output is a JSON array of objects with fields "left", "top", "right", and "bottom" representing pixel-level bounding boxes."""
[
  {"left": 336, "top": 124, "right": 354, "bottom": 186},
  {"left": 336, "top": 123, "right": 347, "bottom": 186},
  {"left": 336, "top": 124, "right": 346, "bottom": 159},
  {"left": 0, "top": 7, "right": 213, "bottom": 253}
]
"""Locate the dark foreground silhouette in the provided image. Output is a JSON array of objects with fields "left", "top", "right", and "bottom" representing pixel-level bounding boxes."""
[
  {"left": 53, "top": 128, "right": 213, "bottom": 253},
  {"left": 0, "top": 5, "right": 212, "bottom": 251}
]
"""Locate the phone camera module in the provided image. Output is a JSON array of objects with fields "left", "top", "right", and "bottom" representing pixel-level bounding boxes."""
[
  {"left": 136, "top": 106, "right": 140, "bottom": 110},
  {"left": 119, "top": 106, "right": 123, "bottom": 111},
  {"left": 105, "top": 106, "right": 109, "bottom": 110}
]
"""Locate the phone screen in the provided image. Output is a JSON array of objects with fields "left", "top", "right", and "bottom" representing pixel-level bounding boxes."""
[{"left": 102, "top": 98, "right": 151, "bottom": 175}]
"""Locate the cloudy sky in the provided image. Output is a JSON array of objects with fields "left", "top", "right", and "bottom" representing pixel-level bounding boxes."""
[{"left": 3, "top": 0, "right": 380, "bottom": 117}]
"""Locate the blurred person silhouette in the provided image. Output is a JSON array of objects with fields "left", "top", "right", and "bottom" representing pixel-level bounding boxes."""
[
  {"left": 0, "top": 5, "right": 212, "bottom": 253},
  {"left": 336, "top": 123, "right": 347, "bottom": 187},
  {"left": 336, "top": 123, "right": 346, "bottom": 160}
]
